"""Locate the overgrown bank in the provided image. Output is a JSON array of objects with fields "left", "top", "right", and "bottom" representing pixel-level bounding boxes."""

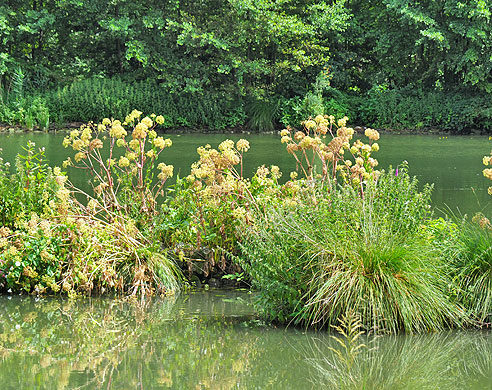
[
  {"left": 2, "top": 76, "right": 492, "bottom": 133},
  {"left": 2, "top": 110, "right": 492, "bottom": 333}
]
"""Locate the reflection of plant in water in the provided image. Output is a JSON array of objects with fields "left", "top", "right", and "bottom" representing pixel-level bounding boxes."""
[
  {"left": 328, "top": 311, "right": 366, "bottom": 373},
  {"left": 1, "top": 295, "right": 492, "bottom": 389},
  {"left": 0, "top": 295, "right": 257, "bottom": 389},
  {"left": 306, "top": 331, "right": 492, "bottom": 390}
]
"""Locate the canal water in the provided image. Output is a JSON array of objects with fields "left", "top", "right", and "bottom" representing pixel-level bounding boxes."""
[{"left": 0, "top": 290, "right": 492, "bottom": 390}]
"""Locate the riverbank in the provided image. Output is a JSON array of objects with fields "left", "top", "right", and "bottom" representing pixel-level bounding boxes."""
[{"left": 2, "top": 80, "right": 492, "bottom": 135}]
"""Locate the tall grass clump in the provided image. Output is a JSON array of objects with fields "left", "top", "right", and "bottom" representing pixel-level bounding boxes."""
[
  {"left": 245, "top": 97, "right": 281, "bottom": 132},
  {"left": 238, "top": 166, "right": 465, "bottom": 333},
  {"left": 449, "top": 214, "right": 492, "bottom": 324},
  {"left": 449, "top": 148, "right": 492, "bottom": 322}
]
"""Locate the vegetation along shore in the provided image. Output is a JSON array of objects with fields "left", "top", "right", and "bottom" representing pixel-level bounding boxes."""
[{"left": 1, "top": 110, "right": 492, "bottom": 334}]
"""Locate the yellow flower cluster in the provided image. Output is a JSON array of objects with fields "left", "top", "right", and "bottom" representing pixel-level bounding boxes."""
[
  {"left": 256, "top": 166, "right": 269, "bottom": 178},
  {"left": 126, "top": 152, "right": 137, "bottom": 161},
  {"left": 132, "top": 123, "right": 148, "bottom": 139},
  {"left": 189, "top": 140, "right": 251, "bottom": 202},
  {"left": 279, "top": 114, "right": 381, "bottom": 188},
  {"left": 89, "top": 139, "right": 103, "bottom": 150},
  {"left": 153, "top": 137, "right": 172, "bottom": 149},
  {"left": 157, "top": 163, "right": 174, "bottom": 181},
  {"left": 64, "top": 125, "right": 93, "bottom": 151},
  {"left": 338, "top": 116, "right": 349, "bottom": 127},
  {"left": 483, "top": 169, "right": 492, "bottom": 180},
  {"left": 236, "top": 139, "right": 250, "bottom": 152},
  {"left": 364, "top": 128, "right": 380, "bottom": 141},
  {"left": 270, "top": 165, "right": 281, "bottom": 179},
  {"left": 74, "top": 152, "right": 86, "bottom": 162},
  {"left": 141, "top": 116, "right": 153, "bottom": 128},
  {"left": 125, "top": 109, "right": 143, "bottom": 124},
  {"left": 219, "top": 139, "right": 235, "bottom": 151},
  {"left": 191, "top": 140, "right": 243, "bottom": 176},
  {"left": 118, "top": 156, "right": 130, "bottom": 168},
  {"left": 483, "top": 150, "right": 492, "bottom": 196},
  {"left": 110, "top": 120, "right": 127, "bottom": 139},
  {"left": 129, "top": 139, "right": 140, "bottom": 151},
  {"left": 81, "top": 127, "right": 92, "bottom": 142}
]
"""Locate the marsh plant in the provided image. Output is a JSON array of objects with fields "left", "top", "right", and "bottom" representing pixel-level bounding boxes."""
[
  {"left": 444, "top": 150, "right": 492, "bottom": 324},
  {"left": 62, "top": 109, "right": 173, "bottom": 225},
  {"left": 449, "top": 213, "right": 492, "bottom": 324},
  {"left": 280, "top": 114, "right": 380, "bottom": 194},
  {"left": 0, "top": 141, "right": 58, "bottom": 228},
  {"left": 0, "top": 111, "right": 183, "bottom": 296},
  {"left": 158, "top": 138, "right": 287, "bottom": 277},
  {"left": 238, "top": 163, "right": 464, "bottom": 332}
]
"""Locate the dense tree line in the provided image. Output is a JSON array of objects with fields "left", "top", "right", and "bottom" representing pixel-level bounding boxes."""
[{"left": 1, "top": 0, "right": 491, "bottom": 131}]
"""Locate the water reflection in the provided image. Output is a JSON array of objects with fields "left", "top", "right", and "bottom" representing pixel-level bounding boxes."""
[
  {"left": 0, "top": 292, "right": 492, "bottom": 389},
  {"left": 306, "top": 331, "right": 492, "bottom": 390}
]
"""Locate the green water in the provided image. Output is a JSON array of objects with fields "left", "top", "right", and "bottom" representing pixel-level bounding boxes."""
[
  {"left": 0, "top": 291, "right": 491, "bottom": 390},
  {"left": 1, "top": 132, "right": 491, "bottom": 215}
]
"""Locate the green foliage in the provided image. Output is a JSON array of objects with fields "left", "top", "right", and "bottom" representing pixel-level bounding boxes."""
[
  {"left": 238, "top": 169, "right": 465, "bottom": 332},
  {"left": 42, "top": 78, "right": 245, "bottom": 130},
  {"left": 1, "top": 1, "right": 492, "bottom": 132},
  {"left": 352, "top": 88, "right": 492, "bottom": 132},
  {"left": 0, "top": 138, "right": 183, "bottom": 296},
  {"left": 245, "top": 97, "right": 281, "bottom": 132},
  {"left": 0, "top": 141, "right": 58, "bottom": 228},
  {"left": 450, "top": 214, "right": 492, "bottom": 324},
  {"left": 156, "top": 139, "right": 283, "bottom": 279}
]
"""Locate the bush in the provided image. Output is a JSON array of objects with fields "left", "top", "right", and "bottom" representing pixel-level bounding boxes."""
[
  {"left": 156, "top": 138, "right": 284, "bottom": 279},
  {"left": 62, "top": 110, "right": 174, "bottom": 227},
  {"left": 352, "top": 88, "right": 492, "bottom": 132},
  {"left": 448, "top": 214, "right": 492, "bottom": 324},
  {"left": 0, "top": 141, "right": 59, "bottom": 228},
  {"left": 237, "top": 168, "right": 465, "bottom": 332},
  {"left": 0, "top": 118, "right": 184, "bottom": 296},
  {"left": 42, "top": 78, "right": 246, "bottom": 130}
]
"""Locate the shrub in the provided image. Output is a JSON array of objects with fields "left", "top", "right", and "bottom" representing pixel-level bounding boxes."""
[
  {"left": 0, "top": 115, "right": 184, "bottom": 296},
  {"left": 62, "top": 110, "right": 173, "bottom": 227},
  {"left": 156, "top": 138, "right": 284, "bottom": 278},
  {"left": 0, "top": 211, "right": 182, "bottom": 296},
  {"left": 237, "top": 167, "right": 465, "bottom": 332},
  {"left": 41, "top": 78, "right": 245, "bottom": 130},
  {"left": 352, "top": 88, "right": 492, "bottom": 132},
  {"left": 449, "top": 214, "right": 492, "bottom": 324},
  {"left": 0, "top": 141, "right": 59, "bottom": 228}
]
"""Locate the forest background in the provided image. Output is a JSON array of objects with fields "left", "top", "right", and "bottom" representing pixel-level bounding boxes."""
[{"left": 1, "top": 0, "right": 491, "bottom": 132}]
